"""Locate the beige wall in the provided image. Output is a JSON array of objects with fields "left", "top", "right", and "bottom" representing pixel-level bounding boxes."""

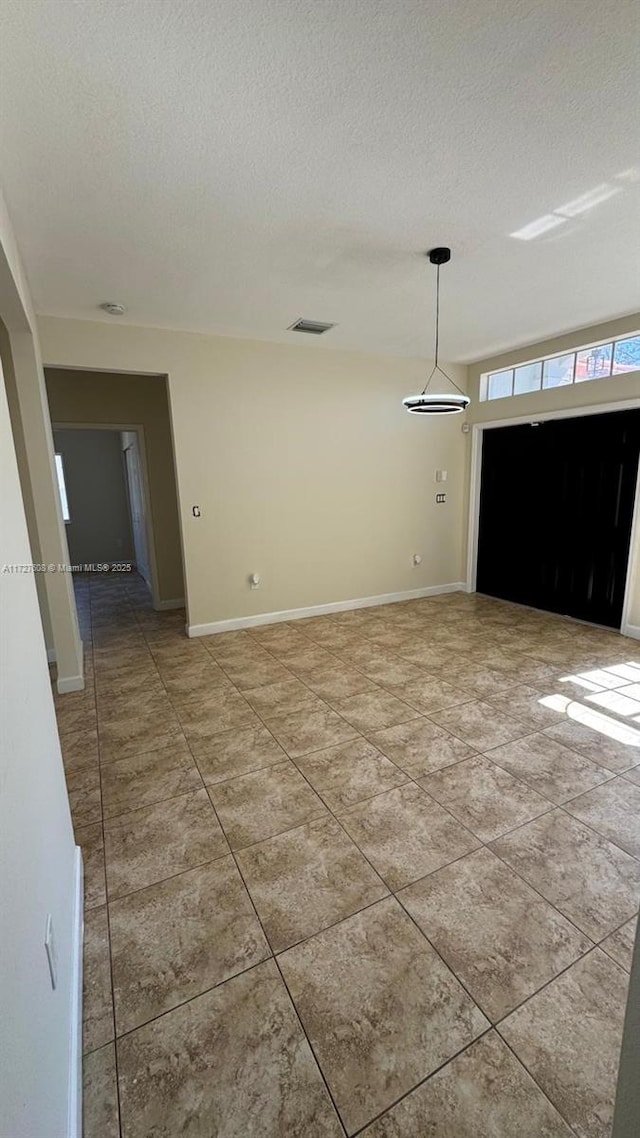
[
  {"left": 38, "top": 316, "right": 469, "bottom": 629},
  {"left": 466, "top": 312, "right": 640, "bottom": 630},
  {"left": 45, "top": 368, "right": 184, "bottom": 606}
]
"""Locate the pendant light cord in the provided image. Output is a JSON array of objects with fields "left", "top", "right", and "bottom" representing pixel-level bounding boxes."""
[{"left": 421, "top": 260, "right": 467, "bottom": 397}]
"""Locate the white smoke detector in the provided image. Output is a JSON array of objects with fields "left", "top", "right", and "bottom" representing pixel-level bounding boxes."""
[{"left": 100, "top": 301, "right": 126, "bottom": 316}]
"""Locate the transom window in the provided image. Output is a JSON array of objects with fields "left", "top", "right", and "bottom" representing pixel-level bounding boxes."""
[{"left": 480, "top": 333, "right": 640, "bottom": 402}]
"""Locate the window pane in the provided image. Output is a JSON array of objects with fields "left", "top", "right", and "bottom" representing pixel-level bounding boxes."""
[
  {"left": 612, "top": 335, "right": 640, "bottom": 374},
  {"left": 542, "top": 353, "right": 575, "bottom": 388},
  {"left": 54, "top": 453, "right": 70, "bottom": 522},
  {"left": 487, "top": 370, "right": 513, "bottom": 400},
  {"left": 513, "top": 361, "right": 542, "bottom": 394},
  {"left": 575, "top": 343, "right": 613, "bottom": 382}
]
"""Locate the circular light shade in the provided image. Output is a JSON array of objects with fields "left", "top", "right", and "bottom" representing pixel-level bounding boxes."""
[{"left": 403, "top": 393, "right": 470, "bottom": 415}]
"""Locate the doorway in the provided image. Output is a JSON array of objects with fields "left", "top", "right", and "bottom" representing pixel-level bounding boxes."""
[
  {"left": 475, "top": 408, "right": 640, "bottom": 629},
  {"left": 53, "top": 424, "right": 158, "bottom": 603}
]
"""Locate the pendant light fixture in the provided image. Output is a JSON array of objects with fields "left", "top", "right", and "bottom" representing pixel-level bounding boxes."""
[{"left": 403, "top": 247, "right": 470, "bottom": 415}]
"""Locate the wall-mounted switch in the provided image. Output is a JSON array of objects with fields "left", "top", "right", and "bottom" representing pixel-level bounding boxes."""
[
  {"left": 192, "top": 506, "right": 201, "bottom": 517},
  {"left": 45, "top": 914, "right": 58, "bottom": 990},
  {"left": 436, "top": 493, "right": 447, "bottom": 504},
  {"left": 249, "top": 573, "right": 261, "bottom": 589},
  {"left": 435, "top": 470, "right": 447, "bottom": 482}
]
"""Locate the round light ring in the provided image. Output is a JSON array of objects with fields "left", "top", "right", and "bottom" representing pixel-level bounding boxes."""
[{"left": 402, "top": 393, "right": 470, "bottom": 415}]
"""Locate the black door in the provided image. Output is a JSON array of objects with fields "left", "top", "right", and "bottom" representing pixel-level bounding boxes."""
[{"left": 476, "top": 409, "right": 640, "bottom": 628}]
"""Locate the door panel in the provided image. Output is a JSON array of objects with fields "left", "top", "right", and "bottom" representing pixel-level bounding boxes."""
[{"left": 476, "top": 409, "right": 640, "bottom": 628}]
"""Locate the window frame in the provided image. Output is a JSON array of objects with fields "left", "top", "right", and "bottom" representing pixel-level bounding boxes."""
[{"left": 480, "top": 331, "right": 640, "bottom": 403}]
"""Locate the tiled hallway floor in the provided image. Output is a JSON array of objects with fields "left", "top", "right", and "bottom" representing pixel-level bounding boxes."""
[{"left": 54, "top": 573, "right": 640, "bottom": 1137}]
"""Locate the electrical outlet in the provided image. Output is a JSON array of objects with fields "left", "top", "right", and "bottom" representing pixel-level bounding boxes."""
[
  {"left": 436, "top": 493, "right": 446, "bottom": 504},
  {"left": 45, "top": 914, "right": 58, "bottom": 990},
  {"left": 192, "top": 506, "right": 201, "bottom": 517}
]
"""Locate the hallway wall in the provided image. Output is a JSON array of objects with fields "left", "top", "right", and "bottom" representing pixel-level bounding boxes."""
[{"left": 53, "top": 428, "right": 134, "bottom": 566}]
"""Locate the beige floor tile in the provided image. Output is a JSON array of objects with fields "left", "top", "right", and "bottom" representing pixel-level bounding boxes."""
[
  {"left": 622, "top": 764, "right": 640, "bottom": 785},
  {"left": 486, "top": 683, "right": 568, "bottom": 729},
  {"left": 117, "top": 960, "right": 343, "bottom": 1138},
  {"left": 237, "top": 815, "right": 388, "bottom": 952},
  {"left": 500, "top": 949, "right": 628, "bottom": 1138},
  {"left": 399, "top": 847, "right": 591, "bottom": 1021},
  {"left": 175, "top": 687, "right": 259, "bottom": 747},
  {"left": 294, "top": 737, "right": 408, "bottom": 810},
  {"left": 75, "top": 821, "right": 107, "bottom": 909},
  {"left": 389, "top": 676, "right": 474, "bottom": 715},
  {"left": 97, "top": 686, "right": 173, "bottom": 726},
  {"left": 437, "top": 663, "right": 518, "bottom": 700},
  {"left": 83, "top": 1043, "right": 120, "bottom": 1138},
  {"left": 357, "top": 655, "right": 429, "bottom": 687},
  {"left": 429, "top": 699, "right": 530, "bottom": 751},
  {"left": 156, "top": 656, "right": 231, "bottom": 698},
  {"left": 361, "top": 1031, "right": 574, "bottom": 1137},
  {"left": 331, "top": 689, "right": 419, "bottom": 733},
  {"left": 60, "top": 727, "right": 99, "bottom": 773},
  {"left": 194, "top": 723, "right": 287, "bottom": 785},
  {"left": 100, "top": 737, "right": 203, "bottom": 818},
  {"left": 339, "top": 783, "right": 480, "bottom": 891},
  {"left": 67, "top": 763, "right": 102, "bottom": 826},
  {"left": 244, "top": 677, "right": 322, "bottom": 717},
  {"left": 368, "top": 717, "right": 476, "bottom": 777},
  {"left": 485, "top": 733, "right": 614, "bottom": 804},
  {"left": 280, "top": 644, "right": 338, "bottom": 672},
  {"left": 564, "top": 777, "right": 640, "bottom": 858},
  {"left": 220, "top": 656, "right": 295, "bottom": 690},
  {"left": 266, "top": 704, "right": 359, "bottom": 757},
  {"left": 209, "top": 760, "right": 327, "bottom": 849},
  {"left": 98, "top": 712, "right": 185, "bottom": 765},
  {"left": 104, "top": 788, "right": 228, "bottom": 898},
  {"left": 491, "top": 810, "right": 640, "bottom": 942},
  {"left": 600, "top": 915, "right": 638, "bottom": 971},
  {"left": 55, "top": 697, "right": 97, "bottom": 737},
  {"left": 396, "top": 642, "right": 456, "bottom": 670},
  {"left": 544, "top": 719, "right": 640, "bottom": 773},
  {"left": 83, "top": 905, "right": 114, "bottom": 1054},
  {"left": 279, "top": 896, "right": 488, "bottom": 1135},
  {"left": 420, "top": 755, "right": 551, "bottom": 842},
  {"left": 96, "top": 667, "right": 163, "bottom": 698},
  {"left": 298, "top": 661, "right": 378, "bottom": 701},
  {"left": 110, "top": 856, "right": 270, "bottom": 1033}
]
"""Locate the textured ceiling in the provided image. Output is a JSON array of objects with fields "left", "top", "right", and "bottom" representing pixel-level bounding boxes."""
[{"left": 1, "top": 0, "right": 639, "bottom": 362}]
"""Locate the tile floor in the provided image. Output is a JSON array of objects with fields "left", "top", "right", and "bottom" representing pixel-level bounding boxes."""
[{"left": 53, "top": 573, "right": 640, "bottom": 1138}]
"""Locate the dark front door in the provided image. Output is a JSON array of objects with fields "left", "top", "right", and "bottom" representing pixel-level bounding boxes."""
[{"left": 476, "top": 408, "right": 640, "bottom": 628}]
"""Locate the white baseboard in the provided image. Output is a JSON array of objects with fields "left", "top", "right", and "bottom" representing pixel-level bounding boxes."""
[
  {"left": 67, "top": 845, "right": 84, "bottom": 1138},
  {"left": 187, "top": 582, "right": 466, "bottom": 638},
  {"left": 622, "top": 623, "right": 640, "bottom": 641},
  {"left": 154, "top": 597, "right": 185, "bottom": 612},
  {"left": 56, "top": 673, "right": 86, "bottom": 694}
]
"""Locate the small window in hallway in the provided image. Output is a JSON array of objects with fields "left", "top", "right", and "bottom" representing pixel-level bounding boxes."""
[{"left": 54, "top": 453, "right": 71, "bottom": 522}]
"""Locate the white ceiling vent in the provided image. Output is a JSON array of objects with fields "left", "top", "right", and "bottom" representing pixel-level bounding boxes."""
[{"left": 288, "top": 318, "right": 335, "bottom": 335}]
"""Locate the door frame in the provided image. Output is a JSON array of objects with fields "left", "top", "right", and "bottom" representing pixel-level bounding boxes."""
[
  {"left": 51, "top": 421, "right": 162, "bottom": 610},
  {"left": 465, "top": 397, "right": 640, "bottom": 637}
]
